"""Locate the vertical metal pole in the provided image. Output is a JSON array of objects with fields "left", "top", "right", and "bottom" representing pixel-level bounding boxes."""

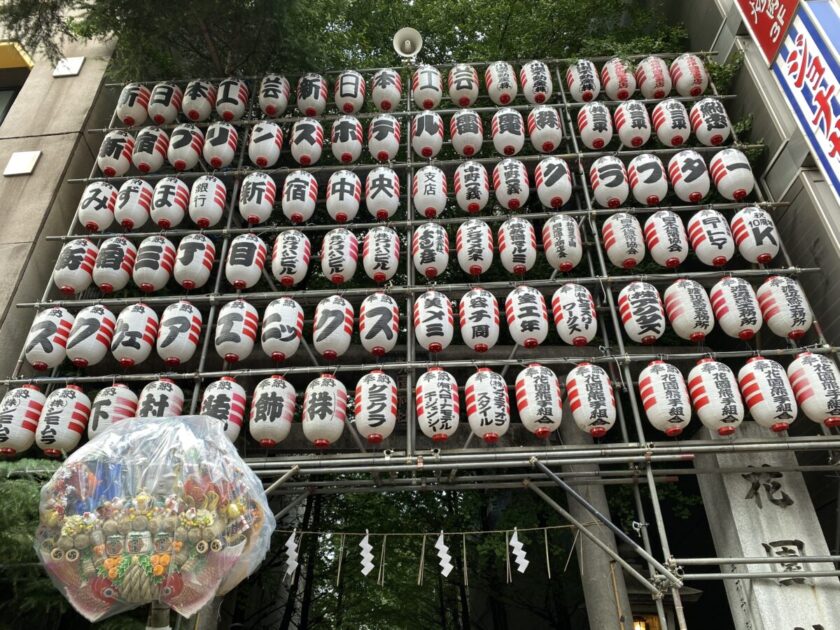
[{"left": 404, "top": 65, "right": 417, "bottom": 457}]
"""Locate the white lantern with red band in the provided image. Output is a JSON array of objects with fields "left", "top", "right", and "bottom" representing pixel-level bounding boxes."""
[
  {"left": 601, "top": 57, "right": 637, "bottom": 100},
  {"left": 731, "top": 206, "right": 780, "bottom": 264},
  {"left": 188, "top": 174, "right": 227, "bottom": 228},
  {"left": 788, "top": 352, "right": 840, "bottom": 428},
  {"left": 638, "top": 360, "right": 691, "bottom": 437},
  {"left": 738, "top": 356, "right": 797, "bottom": 433},
  {"left": 259, "top": 74, "right": 291, "bottom": 117},
  {"left": 24, "top": 308, "right": 74, "bottom": 371},
  {"left": 111, "top": 303, "right": 158, "bottom": 367},
  {"left": 710, "top": 148, "right": 755, "bottom": 201},
  {"left": 115, "top": 179, "right": 153, "bottom": 229},
  {"left": 664, "top": 278, "right": 714, "bottom": 342},
  {"left": 491, "top": 107, "right": 525, "bottom": 156},
  {"left": 454, "top": 160, "right": 489, "bottom": 213},
  {"left": 151, "top": 177, "right": 189, "bottom": 228},
  {"left": 97, "top": 130, "right": 134, "bottom": 177},
  {"left": 756, "top": 276, "right": 814, "bottom": 340},
  {"left": 448, "top": 63, "right": 479, "bottom": 106},
  {"left": 459, "top": 288, "right": 500, "bottom": 353},
  {"left": 133, "top": 235, "right": 175, "bottom": 293},
  {"left": 239, "top": 172, "right": 276, "bottom": 226},
  {"left": 498, "top": 217, "right": 537, "bottom": 275},
  {"left": 248, "top": 121, "right": 284, "bottom": 168},
  {"left": 411, "top": 110, "right": 444, "bottom": 158},
  {"left": 618, "top": 281, "right": 666, "bottom": 344},
  {"left": 282, "top": 170, "right": 318, "bottom": 224},
  {"left": 413, "top": 165, "right": 448, "bottom": 218},
  {"left": 53, "top": 238, "right": 97, "bottom": 295},
  {"left": 94, "top": 236, "right": 136, "bottom": 293},
  {"left": 363, "top": 226, "right": 400, "bottom": 283},
  {"left": 485, "top": 61, "right": 518, "bottom": 105},
  {"left": 551, "top": 283, "right": 597, "bottom": 346},
  {"left": 88, "top": 384, "right": 138, "bottom": 441},
  {"left": 416, "top": 367, "right": 460, "bottom": 442},
  {"left": 450, "top": 109, "right": 483, "bottom": 157},
  {"left": 331, "top": 115, "right": 364, "bottom": 164},
  {"left": 505, "top": 286, "right": 549, "bottom": 348},
  {"left": 166, "top": 123, "right": 204, "bottom": 171},
  {"left": 413, "top": 64, "right": 443, "bottom": 109},
  {"left": 326, "top": 170, "right": 362, "bottom": 223},
  {"left": 368, "top": 113, "right": 401, "bottom": 162},
  {"left": 0, "top": 385, "right": 45, "bottom": 456},
  {"left": 667, "top": 150, "right": 710, "bottom": 203},
  {"left": 156, "top": 300, "right": 202, "bottom": 366},
  {"left": 566, "top": 59, "right": 600, "bottom": 102},
  {"left": 652, "top": 99, "right": 690, "bottom": 147},
  {"left": 320, "top": 227, "right": 358, "bottom": 284},
  {"left": 131, "top": 126, "right": 168, "bottom": 174},
  {"left": 543, "top": 214, "right": 583, "bottom": 272},
  {"left": 290, "top": 117, "right": 324, "bottom": 166},
  {"left": 137, "top": 378, "right": 184, "bottom": 418},
  {"left": 36, "top": 385, "right": 90, "bottom": 457},
  {"left": 688, "top": 358, "right": 744, "bottom": 436},
  {"left": 366, "top": 166, "right": 401, "bottom": 219},
  {"left": 527, "top": 106, "right": 563, "bottom": 153},
  {"left": 602, "top": 212, "right": 645, "bottom": 269},
  {"left": 261, "top": 297, "right": 304, "bottom": 362},
  {"left": 687, "top": 209, "right": 735, "bottom": 266},
  {"left": 690, "top": 97, "right": 732, "bottom": 146},
  {"left": 174, "top": 233, "right": 215, "bottom": 290},
  {"left": 78, "top": 181, "right": 118, "bottom": 232},
  {"left": 412, "top": 222, "right": 449, "bottom": 279},
  {"left": 515, "top": 363, "right": 563, "bottom": 438},
  {"left": 297, "top": 73, "right": 328, "bottom": 116},
  {"left": 225, "top": 233, "right": 267, "bottom": 290},
  {"left": 414, "top": 290, "right": 454, "bottom": 353},
  {"left": 313, "top": 295, "right": 354, "bottom": 360},
  {"left": 334, "top": 70, "right": 366, "bottom": 113},
  {"left": 271, "top": 229, "right": 310, "bottom": 287},
  {"left": 535, "top": 157, "right": 572, "bottom": 209},
  {"left": 589, "top": 155, "right": 629, "bottom": 208},
  {"left": 360, "top": 292, "right": 400, "bottom": 356},
  {"left": 635, "top": 56, "right": 672, "bottom": 99},
  {"left": 181, "top": 79, "right": 216, "bottom": 121},
  {"left": 201, "top": 376, "right": 247, "bottom": 442},
  {"left": 577, "top": 102, "right": 613, "bottom": 149},
  {"left": 214, "top": 299, "right": 259, "bottom": 363},
  {"left": 147, "top": 81, "right": 182, "bottom": 124},
  {"left": 493, "top": 158, "right": 529, "bottom": 210},
  {"left": 614, "top": 100, "right": 651, "bottom": 148},
  {"left": 354, "top": 370, "right": 398, "bottom": 444},
  {"left": 465, "top": 368, "right": 510, "bottom": 444},
  {"left": 710, "top": 276, "right": 763, "bottom": 340},
  {"left": 249, "top": 375, "right": 296, "bottom": 447},
  {"left": 302, "top": 374, "right": 347, "bottom": 448},
  {"left": 520, "top": 60, "right": 553, "bottom": 104},
  {"left": 66, "top": 304, "right": 117, "bottom": 368},
  {"left": 456, "top": 219, "right": 494, "bottom": 276},
  {"left": 371, "top": 68, "right": 402, "bottom": 112},
  {"left": 670, "top": 53, "right": 708, "bottom": 97},
  {"left": 566, "top": 363, "right": 616, "bottom": 438},
  {"left": 202, "top": 121, "right": 238, "bottom": 168},
  {"left": 643, "top": 210, "right": 688, "bottom": 268},
  {"left": 116, "top": 82, "right": 150, "bottom": 126},
  {"left": 628, "top": 153, "right": 668, "bottom": 205}
]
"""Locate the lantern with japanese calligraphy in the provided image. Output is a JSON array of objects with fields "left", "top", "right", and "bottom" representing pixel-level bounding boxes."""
[
  {"left": 412, "top": 222, "right": 449, "bottom": 279},
  {"left": 259, "top": 74, "right": 291, "bottom": 116},
  {"left": 282, "top": 170, "right": 318, "bottom": 224},
  {"left": 638, "top": 360, "right": 691, "bottom": 436},
  {"left": 465, "top": 368, "right": 510, "bottom": 443},
  {"left": 363, "top": 226, "right": 400, "bottom": 283},
  {"left": 166, "top": 123, "right": 204, "bottom": 171},
  {"left": 416, "top": 367, "right": 460, "bottom": 442},
  {"left": 359, "top": 292, "right": 400, "bottom": 356},
  {"left": 731, "top": 206, "right": 780, "bottom": 264},
  {"left": 635, "top": 55, "right": 671, "bottom": 99},
  {"left": 688, "top": 358, "right": 744, "bottom": 436},
  {"left": 187, "top": 175, "right": 225, "bottom": 227},
  {"left": 78, "top": 181, "right": 117, "bottom": 232},
  {"left": 628, "top": 153, "right": 668, "bottom": 205},
  {"left": 131, "top": 126, "right": 168, "bottom": 173},
  {"left": 24, "top": 308, "right": 74, "bottom": 370},
  {"left": 112, "top": 179, "right": 152, "bottom": 232},
  {"left": 137, "top": 378, "right": 184, "bottom": 418},
  {"left": 0, "top": 385, "right": 45, "bottom": 455},
  {"left": 201, "top": 377, "right": 247, "bottom": 442},
  {"left": 643, "top": 210, "right": 688, "bottom": 268},
  {"left": 371, "top": 68, "right": 402, "bottom": 111},
  {"left": 577, "top": 102, "right": 613, "bottom": 149},
  {"left": 354, "top": 370, "right": 398, "bottom": 444},
  {"left": 156, "top": 300, "right": 202, "bottom": 366},
  {"left": 788, "top": 352, "right": 840, "bottom": 428},
  {"left": 618, "top": 281, "right": 665, "bottom": 344},
  {"left": 690, "top": 97, "right": 731, "bottom": 146},
  {"left": 450, "top": 109, "right": 484, "bottom": 157},
  {"left": 491, "top": 107, "right": 525, "bottom": 156},
  {"left": 411, "top": 110, "right": 444, "bottom": 158},
  {"left": 534, "top": 157, "right": 571, "bottom": 208},
  {"left": 151, "top": 177, "right": 189, "bottom": 228},
  {"left": 313, "top": 295, "right": 354, "bottom": 360},
  {"left": 414, "top": 290, "right": 454, "bottom": 353},
  {"left": 543, "top": 214, "right": 583, "bottom": 272},
  {"left": 270, "top": 230, "right": 310, "bottom": 287},
  {"left": 454, "top": 160, "right": 490, "bottom": 213},
  {"left": 515, "top": 364, "right": 563, "bottom": 438},
  {"left": 710, "top": 148, "right": 755, "bottom": 200},
  {"left": 566, "top": 59, "right": 600, "bottom": 102},
  {"left": 667, "top": 149, "right": 710, "bottom": 202},
  {"left": 652, "top": 99, "right": 690, "bottom": 147},
  {"left": 238, "top": 172, "right": 276, "bottom": 225},
  {"left": 248, "top": 121, "right": 284, "bottom": 168},
  {"left": 738, "top": 356, "right": 797, "bottom": 432},
  {"left": 203, "top": 121, "right": 238, "bottom": 168},
  {"left": 366, "top": 166, "right": 401, "bottom": 219},
  {"left": 53, "top": 238, "right": 97, "bottom": 295},
  {"left": 498, "top": 217, "right": 537, "bottom": 275},
  {"left": 551, "top": 283, "right": 597, "bottom": 346},
  {"left": 111, "top": 303, "right": 158, "bottom": 367},
  {"left": 456, "top": 219, "right": 494, "bottom": 276},
  {"left": 116, "top": 82, "right": 150, "bottom": 125},
  {"left": 334, "top": 70, "right": 366, "bottom": 113},
  {"left": 93, "top": 236, "right": 136, "bottom": 293},
  {"left": 614, "top": 100, "right": 651, "bottom": 148},
  {"left": 181, "top": 79, "right": 216, "bottom": 121},
  {"left": 485, "top": 61, "right": 518, "bottom": 105},
  {"left": 97, "top": 130, "right": 134, "bottom": 177},
  {"left": 302, "top": 374, "right": 347, "bottom": 448},
  {"left": 413, "top": 165, "right": 447, "bottom": 218},
  {"left": 214, "top": 299, "right": 258, "bottom": 363},
  {"left": 520, "top": 60, "right": 553, "bottom": 104},
  {"left": 602, "top": 212, "right": 644, "bottom": 268},
  {"left": 710, "top": 276, "right": 763, "bottom": 340},
  {"left": 756, "top": 276, "right": 813, "bottom": 340},
  {"left": 87, "top": 384, "right": 138, "bottom": 440},
  {"left": 601, "top": 57, "right": 636, "bottom": 100},
  {"left": 249, "top": 375, "right": 296, "bottom": 446},
  {"left": 459, "top": 288, "right": 499, "bottom": 353},
  {"left": 687, "top": 209, "right": 735, "bottom": 266},
  {"left": 505, "top": 286, "right": 549, "bottom": 348},
  {"left": 664, "top": 278, "right": 714, "bottom": 342},
  {"left": 364, "top": 124, "right": 399, "bottom": 172},
  {"left": 290, "top": 117, "right": 324, "bottom": 165},
  {"left": 412, "top": 64, "right": 443, "bottom": 109},
  {"left": 566, "top": 363, "right": 616, "bottom": 438},
  {"left": 225, "top": 233, "right": 267, "bottom": 290},
  {"left": 326, "top": 170, "right": 361, "bottom": 222},
  {"left": 36, "top": 385, "right": 90, "bottom": 457},
  {"left": 589, "top": 155, "right": 629, "bottom": 208},
  {"left": 147, "top": 81, "right": 182, "bottom": 124},
  {"left": 331, "top": 115, "right": 364, "bottom": 164},
  {"left": 448, "top": 63, "right": 479, "bottom": 106},
  {"left": 493, "top": 158, "right": 529, "bottom": 210},
  {"left": 527, "top": 106, "right": 562, "bottom": 153},
  {"left": 297, "top": 73, "right": 328, "bottom": 116},
  {"left": 320, "top": 227, "right": 358, "bottom": 284},
  {"left": 261, "top": 297, "right": 304, "bottom": 361},
  {"left": 670, "top": 53, "right": 708, "bottom": 97},
  {"left": 132, "top": 235, "right": 175, "bottom": 292},
  {"left": 174, "top": 233, "right": 215, "bottom": 290},
  {"left": 66, "top": 305, "right": 117, "bottom": 368}
]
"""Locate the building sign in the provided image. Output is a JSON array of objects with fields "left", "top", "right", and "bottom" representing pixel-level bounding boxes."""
[{"left": 735, "top": 0, "right": 799, "bottom": 64}]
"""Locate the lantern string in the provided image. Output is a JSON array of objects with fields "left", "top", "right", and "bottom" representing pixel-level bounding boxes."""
[
  {"left": 335, "top": 533, "right": 345, "bottom": 587},
  {"left": 273, "top": 522, "right": 587, "bottom": 537},
  {"left": 417, "top": 534, "right": 426, "bottom": 586},
  {"left": 544, "top": 528, "right": 551, "bottom": 580}
]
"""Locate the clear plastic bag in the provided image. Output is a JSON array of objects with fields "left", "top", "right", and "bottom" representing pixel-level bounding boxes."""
[{"left": 34, "top": 415, "right": 275, "bottom": 621}]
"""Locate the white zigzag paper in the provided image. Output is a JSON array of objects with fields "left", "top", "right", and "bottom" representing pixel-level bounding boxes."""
[
  {"left": 435, "top": 532, "right": 454, "bottom": 577},
  {"left": 360, "top": 531, "right": 375, "bottom": 576},
  {"left": 284, "top": 531, "right": 299, "bottom": 577},
  {"left": 510, "top": 529, "right": 529, "bottom": 573}
]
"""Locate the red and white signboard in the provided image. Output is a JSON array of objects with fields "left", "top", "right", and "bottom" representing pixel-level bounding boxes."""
[{"left": 735, "top": 0, "right": 799, "bottom": 64}]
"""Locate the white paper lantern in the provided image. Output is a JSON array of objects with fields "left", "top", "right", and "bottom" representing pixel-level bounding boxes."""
[
  {"left": 614, "top": 100, "right": 651, "bottom": 148},
  {"left": 174, "top": 233, "right": 215, "bottom": 290},
  {"left": 334, "top": 70, "right": 366, "bottom": 113},
  {"left": 454, "top": 160, "right": 490, "bottom": 213},
  {"left": 239, "top": 172, "right": 276, "bottom": 226},
  {"left": 414, "top": 290, "right": 454, "bottom": 353},
  {"left": 66, "top": 304, "right": 116, "bottom": 368},
  {"left": 589, "top": 156, "right": 629, "bottom": 208},
  {"left": 189, "top": 174, "right": 227, "bottom": 227},
  {"left": 282, "top": 170, "right": 318, "bottom": 224},
  {"left": 710, "top": 148, "right": 755, "bottom": 201},
  {"left": 297, "top": 73, "right": 328, "bottom": 116},
  {"left": 371, "top": 69, "right": 402, "bottom": 112},
  {"left": 670, "top": 53, "right": 708, "bottom": 97},
  {"left": 354, "top": 370, "right": 398, "bottom": 444},
  {"left": 491, "top": 107, "right": 525, "bottom": 156},
  {"left": 566, "top": 363, "right": 616, "bottom": 438},
  {"left": 628, "top": 153, "right": 668, "bottom": 205},
  {"left": 450, "top": 109, "right": 483, "bottom": 157},
  {"left": 203, "top": 122, "right": 239, "bottom": 169},
  {"left": 485, "top": 61, "right": 518, "bottom": 105},
  {"left": 667, "top": 150, "right": 710, "bottom": 203},
  {"left": 412, "top": 165, "right": 448, "bottom": 218},
  {"left": 167, "top": 124, "right": 204, "bottom": 171},
  {"left": 320, "top": 228, "right": 358, "bottom": 284},
  {"left": 534, "top": 157, "right": 572, "bottom": 208},
  {"left": 151, "top": 177, "right": 189, "bottom": 228},
  {"left": 115, "top": 178, "right": 153, "bottom": 229},
  {"left": 248, "top": 121, "right": 284, "bottom": 168},
  {"left": 709, "top": 276, "right": 763, "bottom": 340},
  {"left": 638, "top": 361, "right": 691, "bottom": 437},
  {"left": 88, "top": 384, "right": 138, "bottom": 441},
  {"left": 505, "top": 286, "right": 549, "bottom": 348},
  {"left": 156, "top": 300, "right": 202, "bottom": 366},
  {"left": 331, "top": 115, "right": 364, "bottom": 164},
  {"left": 214, "top": 299, "right": 259, "bottom": 363},
  {"left": 259, "top": 74, "right": 291, "bottom": 117},
  {"left": 411, "top": 111, "right": 444, "bottom": 158},
  {"left": 459, "top": 288, "right": 500, "bottom": 353},
  {"left": 290, "top": 117, "right": 324, "bottom": 166},
  {"left": 366, "top": 166, "right": 401, "bottom": 219},
  {"left": 515, "top": 363, "right": 563, "bottom": 438},
  {"left": 181, "top": 79, "right": 217, "bottom": 121},
  {"left": 131, "top": 126, "right": 168, "bottom": 174},
  {"left": 201, "top": 376, "right": 247, "bottom": 442},
  {"left": 688, "top": 358, "right": 743, "bottom": 436},
  {"left": 94, "top": 236, "right": 136, "bottom": 293},
  {"left": 551, "top": 283, "right": 597, "bottom": 346},
  {"left": 663, "top": 278, "right": 714, "bottom": 342},
  {"left": 577, "top": 102, "right": 613, "bottom": 149},
  {"left": 97, "top": 130, "right": 134, "bottom": 177},
  {"left": 652, "top": 99, "right": 690, "bottom": 147},
  {"left": 136, "top": 378, "right": 184, "bottom": 418},
  {"left": 456, "top": 219, "right": 494, "bottom": 276},
  {"left": 359, "top": 292, "right": 400, "bottom": 356},
  {"left": 271, "top": 230, "right": 310, "bottom": 287},
  {"left": 643, "top": 210, "right": 688, "bottom": 268},
  {"left": 225, "top": 233, "right": 267, "bottom": 290},
  {"left": 687, "top": 209, "right": 735, "bottom": 267},
  {"left": 493, "top": 158, "right": 529, "bottom": 210},
  {"left": 302, "top": 374, "right": 348, "bottom": 448},
  {"left": 416, "top": 368, "right": 460, "bottom": 442},
  {"left": 326, "top": 170, "right": 361, "bottom": 223},
  {"left": 527, "top": 105, "right": 563, "bottom": 153},
  {"left": 412, "top": 222, "right": 449, "bottom": 279},
  {"left": 147, "top": 81, "right": 182, "bottom": 124},
  {"left": 498, "top": 217, "right": 537, "bottom": 275},
  {"left": 78, "top": 181, "right": 118, "bottom": 232},
  {"left": 413, "top": 65, "right": 443, "bottom": 109},
  {"left": 249, "top": 376, "right": 296, "bottom": 447},
  {"left": 731, "top": 206, "right": 780, "bottom": 264},
  {"left": 36, "top": 385, "right": 90, "bottom": 457},
  {"left": 448, "top": 63, "right": 480, "bottom": 106},
  {"left": 313, "top": 295, "right": 354, "bottom": 360},
  {"left": 566, "top": 59, "right": 600, "bottom": 102},
  {"left": 602, "top": 212, "right": 644, "bottom": 269},
  {"left": 738, "top": 356, "right": 797, "bottom": 432},
  {"left": 520, "top": 60, "right": 553, "bottom": 104},
  {"left": 601, "top": 57, "right": 637, "bottom": 100},
  {"left": 261, "top": 297, "right": 304, "bottom": 362},
  {"left": 0, "top": 385, "right": 45, "bottom": 455},
  {"left": 368, "top": 114, "right": 401, "bottom": 162},
  {"left": 111, "top": 303, "right": 158, "bottom": 367},
  {"left": 617, "top": 281, "right": 665, "bottom": 344},
  {"left": 53, "top": 238, "right": 97, "bottom": 295},
  {"left": 690, "top": 97, "right": 732, "bottom": 146},
  {"left": 788, "top": 352, "right": 840, "bottom": 428},
  {"left": 133, "top": 235, "right": 175, "bottom": 293},
  {"left": 635, "top": 56, "right": 672, "bottom": 99},
  {"left": 116, "top": 82, "right": 150, "bottom": 126},
  {"left": 362, "top": 226, "right": 400, "bottom": 283},
  {"left": 465, "top": 368, "right": 510, "bottom": 443},
  {"left": 756, "top": 276, "right": 813, "bottom": 340},
  {"left": 543, "top": 214, "right": 583, "bottom": 272},
  {"left": 24, "top": 308, "right": 74, "bottom": 370}
]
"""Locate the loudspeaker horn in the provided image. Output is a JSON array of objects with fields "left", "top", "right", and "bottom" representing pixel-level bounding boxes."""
[{"left": 393, "top": 27, "right": 423, "bottom": 58}]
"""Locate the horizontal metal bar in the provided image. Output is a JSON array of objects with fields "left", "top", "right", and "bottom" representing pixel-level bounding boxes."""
[
  {"left": 682, "top": 570, "right": 840, "bottom": 581},
  {"left": 675, "top": 555, "right": 840, "bottom": 566}
]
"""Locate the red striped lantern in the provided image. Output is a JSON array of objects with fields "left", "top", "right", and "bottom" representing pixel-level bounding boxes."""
[
  {"left": 156, "top": 300, "right": 202, "bottom": 366},
  {"left": 225, "top": 233, "right": 267, "bottom": 290},
  {"left": 618, "top": 281, "right": 665, "bottom": 344},
  {"left": 515, "top": 363, "right": 563, "bottom": 438},
  {"left": 738, "top": 356, "right": 797, "bottom": 432},
  {"left": 116, "top": 82, "right": 150, "bottom": 126},
  {"left": 498, "top": 217, "right": 537, "bottom": 275},
  {"left": 137, "top": 378, "right": 184, "bottom": 417},
  {"left": 577, "top": 102, "right": 612, "bottom": 149},
  {"left": 214, "top": 299, "right": 259, "bottom": 363},
  {"left": 36, "top": 385, "right": 90, "bottom": 457},
  {"left": 756, "top": 276, "right": 813, "bottom": 340},
  {"left": 360, "top": 292, "right": 400, "bottom": 356},
  {"left": 602, "top": 212, "right": 644, "bottom": 269},
  {"left": 551, "top": 283, "right": 597, "bottom": 346},
  {"left": 687, "top": 209, "right": 735, "bottom": 267},
  {"left": 202, "top": 121, "right": 239, "bottom": 168},
  {"left": 97, "top": 130, "right": 134, "bottom": 177},
  {"left": 297, "top": 73, "right": 329, "bottom": 116},
  {"left": 485, "top": 61, "right": 518, "bottom": 105},
  {"left": 174, "top": 233, "right": 215, "bottom": 290},
  {"left": 88, "top": 384, "right": 138, "bottom": 440},
  {"left": 448, "top": 63, "right": 479, "bottom": 106},
  {"left": 354, "top": 370, "right": 398, "bottom": 444},
  {"left": 459, "top": 288, "right": 500, "bottom": 353},
  {"left": 167, "top": 123, "right": 204, "bottom": 171},
  {"left": 663, "top": 278, "right": 714, "bottom": 342},
  {"left": 66, "top": 305, "right": 117, "bottom": 368},
  {"left": 667, "top": 149, "right": 710, "bottom": 203},
  {"left": 249, "top": 376, "right": 296, "bottom": 447},
  {"left": 24, "top": 308, "right": 74, "bottom": 370},
  {"left": 111, "top": 303, "right": 158, "bottom": 367},
  {"left": 505, "top": 286, "right": 549, "bottom": 348},
  {"left": 302, "top": 374, "right": 347, "bottom": 448},
  {"left": 635, "top": 56, "right": 672, "bottom": 99},
  {"left": 331, "top": 115, "right": 364, "bottom": 164},
  {"left": 566, "top": 363, "right": 616, "bottom": 437},
  {"left": 259, "top": 74, "right": 291, "bottom": 117},
  {"left": 313, "top": 295, "right": 354, "bottom": 360},
  {"left": 290, "top": 117, "right": 324, "bottom": 165},
  {"left": 326, "top": 170, "right": 362, "bottom": 223},
  {"left": 688, "top": 358, "right": 743, "bottom": 436},
  {"left": 270, "top": 230, "right": 310, "bottom": 288},
  {"left": 709, "top": 148, "right": 755, "bottom": 201},
  {"left": 53, "top": 238, "right": 98, "bottom": 295},
  {"left": 282, "top": 170, "right": 318, "bottom": 224},
  {"left": 182, "top": 79, "right": 217, "bottom": 121},
  {"left": 465, "top": 368, "right": 510, "bottom": 443},
  {"left": 690, "top": 97, "right": 731, "bottom": 146},
  {"left": 0, "top": 385, "right": 45, "bottom": 456},
  {"left": 643, "top": 210, "right": 688, "bottom": 268},
  {"left": 261, "top": 297, "right": 304, "bottom": 362},
  {"left": 334, "top": 70, "right": 366, "bottom": 113},
  {"left": 414, "top": 290, "right": 454, "bottom": 353},
  {"left": 411, "top": 111, "right": 444, "bottom": 158},
  {"left": 371, "top": 69, "right": 402, "bottom": 112},
  {"left": 520, "top": 60, "right": 553, "bottom": 104},
  {"left": 652, "top": 99, "right": 690, "bottom": 147},
  {"left": 670, "top": 53, "right": 708, "bottom": 97},
  {"left": 731, "top": 206, "right": 780, "bottom": 264},
  {"left": 589, "top": 156, "right": 629, "bottom": 208},
  {"left": 78, "top": 181, "right": 118, "bottom": 232},
  {"left": 412, "top": 65, "right": 443, "bottom": 109},
  {"left": 638, "top": 360, "right": 691, "bottom": 436},
  {"left": 133, "top": 235, "right": 175, "bottom": 293},
  {"left": 543, "top": 214, "right": 583, "bottom": 272},
  {"left": 201, "top": 377, "right": 247, "bottom": 442},
  {"left": 566, "top": 59, "right": 600, "bottom": 102},
  {"left": 115, "top": 178, "right": 153, "bottom": 229},
  {"left": 709, "top": 276, "right": 763, "bottom": 340},
  {"left": 601, "top": 57, "right": 636, "bottom": 100},
  {"left": 416, "top": 367, "right": 460, "bottom": 442},
  {"left": 132, "top": 126, "right": 169, "bottom": 174},
  {"left": 248, "top": 121, "right": 284, "bottom": 168},
  {"left": 93, "top": 237, "right": 134, "bottom": 294},
  {"left": 239, "top": 172, "right": 276, "bottom": 226},
  {"left": 147, "top": 81, "right": 182, "bottom": 124},
  {"left": 788, "top": 352, "right": 840, "bottom": 428},
  {"left": 491, "top": 107, "right": 525, "bottom": 156},
  {"left": 368, "top": 114, "right": 401, "bottom": 162},
  {"left": 320, "top": 228, "right": 358, "bottom": 284},
  {"left": 412, "top": 222, "right": 449, "bottom": 279},
  {"left": 151, "top": 177, "right": 190, "bottom": 228},
  {"left": 614, "top": 100, "right": 651, "bottom": 148},
  {"left": 454, "top": 160, "right": 490, "bottom": 213},
  {"left": 628, "top": 153, "right": 668, "bottom": 206}
]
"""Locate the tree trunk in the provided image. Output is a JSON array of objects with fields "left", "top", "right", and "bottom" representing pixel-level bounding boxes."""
[
  {"left": 299, "top": 494, "right": 322, "bottom": 628},
  {"left": 437, "top": 571, "right": 448, "bottom": 629}
]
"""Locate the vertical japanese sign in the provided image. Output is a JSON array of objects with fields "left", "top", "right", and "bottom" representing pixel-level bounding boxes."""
[{"left": 735, "top": 0, "right": 799, "bottom": 64}]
